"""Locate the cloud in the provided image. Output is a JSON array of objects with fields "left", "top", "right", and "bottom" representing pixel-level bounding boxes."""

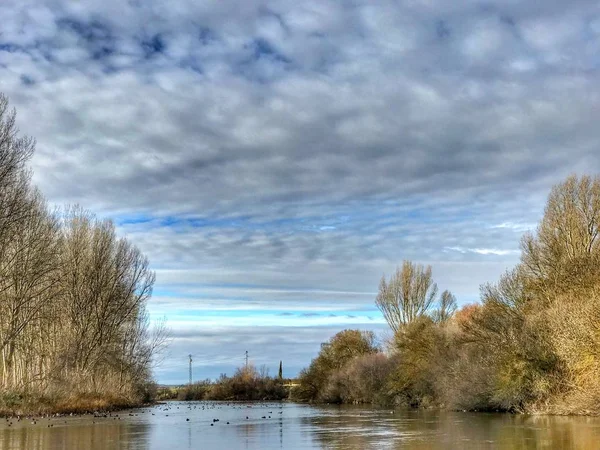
[
  {"left": 444, "top": 246, "right": 520, "bottom": 256},
  {"left": 0, "top": 0, "right": 597, "bottom": 382},
  {"left": 490, "top": 222, "right": 536, "bottom": 232}
]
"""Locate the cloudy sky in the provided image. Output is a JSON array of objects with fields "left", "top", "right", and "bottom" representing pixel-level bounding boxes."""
[{"left": 1, "top": 0, "right": 599, "bottom": 383}]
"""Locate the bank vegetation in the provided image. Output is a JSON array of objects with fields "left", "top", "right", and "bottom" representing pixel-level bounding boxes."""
[
  {"left": 0, "top": 94, "right": 167, "bottom": 415},
  {"left": 161, "top": 365, "right": 288, "bottom": 401},
  {"left": 294, "top": 174, "right": 600, "bottom": 415}
]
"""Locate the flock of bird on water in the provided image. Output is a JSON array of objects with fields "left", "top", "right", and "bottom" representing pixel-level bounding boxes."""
[{"left": 2, "top": 402, "right": 286, "bottom": 429}]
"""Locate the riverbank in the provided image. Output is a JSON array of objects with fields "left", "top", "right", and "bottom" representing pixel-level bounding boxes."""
[
  {"left": 159, "top": 366, "right": 290, "bottom": 402},
  {"left": 0, "top": 392, "right": 153, "bottom": 418}
]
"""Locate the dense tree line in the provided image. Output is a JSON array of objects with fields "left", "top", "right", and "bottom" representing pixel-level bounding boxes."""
[
  {"left": 295, "top": 174, "right": 600, "bottom": 415},
  {"left": 0, "top": 94, "right": 166, "bottom": 414}
]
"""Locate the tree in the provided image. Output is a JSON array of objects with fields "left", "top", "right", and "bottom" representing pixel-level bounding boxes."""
[
  {"left": 294, "top": 330, "right": 379, "bottom": 402},
  {"left": 57, "top": 206, "right": 156, "bottom": 392},
  {"left": 0, "top": 93, "right": 167, "bottom": 412},
  {"left": 376, "top": 261, "right": 448, "bottom": 333},
  {"left": 0, "top": 190, "right": 61, "bottom": 390},
  {"left": 433, "top": 290, "right": 457, "bottom": 324},
  {"left": 278, "top": 360, "right": 283, "bottom": 380},
  {"left": 455, "top": 175, "right": 600, "bottom": 413},
  {"left": 319, "top": 330, "right": 379, "bottom": 370},
  {"left": 0, "top": 94, "right": 51, "bottom": 391},
  {"left": 0, "top": 93, "right": 35, "bottom": 250},
  {"left": 521, "top": 174, "right": 600, "bottom": 298}
]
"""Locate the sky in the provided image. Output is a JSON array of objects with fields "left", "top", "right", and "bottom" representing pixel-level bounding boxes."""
[{"left": 0, "top": 0, "right": 599, "bottom": 384}]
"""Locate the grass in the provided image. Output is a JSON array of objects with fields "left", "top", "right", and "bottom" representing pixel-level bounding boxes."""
[{"left": 0, "top": 391, "right": 147, "bottom": 418}]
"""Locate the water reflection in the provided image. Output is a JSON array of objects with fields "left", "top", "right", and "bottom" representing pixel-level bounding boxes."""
[
  {"left": 307, "top": 406, "right": 600, "bottom": 449},
  {"left": 235, "top": 418, "right": 285, "bottom": 449},
  {"left": 0, "top": 419, "right": 151, "bottom": 450},
  {"left": 1, "top": 402, "right": 600, "bottom": 449}
]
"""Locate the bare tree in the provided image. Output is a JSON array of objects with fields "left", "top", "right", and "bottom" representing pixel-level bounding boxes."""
[
  {"left": 521, "top": 174, "right": 600, "bottom": 298},
  {"left": 0, "top": 190, "right": 61, "bottom": 390},
  {"left": 433, "top": 290, "right": 457, "bottom": 324},
  {"left": 0, "top": 94, "right": 35, "bottom": 248},
  {"left": 0, "top": 93, "right": 166, "bottom": 409},
  {"left": 57, "top": 206, "right": 156, "bottom": 393},
  {"left": 375, "top": 261, "right": 439, "bottom": 334}
]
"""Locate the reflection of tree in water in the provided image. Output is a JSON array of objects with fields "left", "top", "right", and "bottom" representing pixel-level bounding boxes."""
[
  {"left": 0, "top": 420, "right": 152, "bottom": 450},
  {"left": 303, "top": 406, "right": 600, "bottom": 450},
  {"left": 238, "top": 422, "right": 258, "bottom": 450},
  {"left": 235, "top": 417, "right": 285, "bottom": 449},
  {"left": 2, "top": 406, "right": 600, "bottom": 449},
  {"left": 303, "top": 405, "right": 413, "bottom": 449}
]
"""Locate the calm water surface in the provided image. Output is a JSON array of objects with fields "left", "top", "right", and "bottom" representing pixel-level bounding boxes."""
[{"left": 1, "top": 401, "right": 599, "bottom": 449}]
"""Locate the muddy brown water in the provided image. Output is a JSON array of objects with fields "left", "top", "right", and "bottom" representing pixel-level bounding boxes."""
[{"left": 1, "top": 401, "right": 599, "bottom": 449}]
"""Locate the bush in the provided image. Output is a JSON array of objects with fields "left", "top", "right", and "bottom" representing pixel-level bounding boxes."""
[
  {"left": 177, "top": 380, "right": 213, "bottom": 401},
  {"left": 174, "top": 367, "right": 288, "bottom": 402},
  {"left": 294, "top": 330, "right": 379, "bottom": 403},
  {"left": 321, "top": 353, "right": 396, "bottom": 405}
]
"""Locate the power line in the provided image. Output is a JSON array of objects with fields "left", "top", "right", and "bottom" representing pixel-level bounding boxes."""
[{"left": 156, "top": 354, "right": 245, "bottom": 370}]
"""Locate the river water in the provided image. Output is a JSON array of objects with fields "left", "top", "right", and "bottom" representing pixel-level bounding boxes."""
[{"left": 1, "top": 401, "right": 599, "bottom": 449}]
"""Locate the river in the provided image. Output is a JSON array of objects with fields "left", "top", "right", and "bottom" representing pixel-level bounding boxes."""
[{"left": 1, "top": 401, "right": 599, "bottom": 449}]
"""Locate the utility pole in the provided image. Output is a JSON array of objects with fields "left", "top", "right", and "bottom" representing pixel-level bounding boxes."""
[
  {"left": 245, "top": 350, "right": 248, "bottom": 368},
  {"left": 188, "top": 354, "right": 192, "bottom": 385}
]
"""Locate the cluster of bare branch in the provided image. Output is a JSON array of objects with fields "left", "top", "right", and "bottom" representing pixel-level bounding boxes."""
[
  {"left": 0, "top": 94, "right": 167, "bottom": 407},
  {"left": 375, "top": 261, "right": 456, "bottom": 333}
]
